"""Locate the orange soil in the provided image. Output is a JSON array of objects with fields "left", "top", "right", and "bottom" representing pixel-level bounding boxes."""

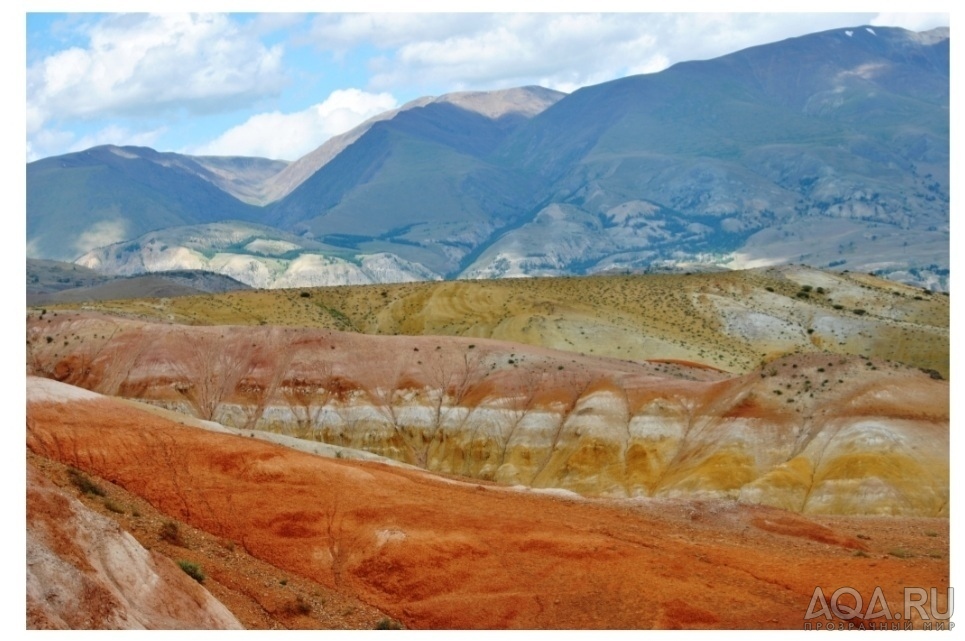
[
  {"left": 27, "top": 452, "right": 392, "bottom": 630},
  {"left": 27, "top": 397, "right": 949, "bottom": 630}
]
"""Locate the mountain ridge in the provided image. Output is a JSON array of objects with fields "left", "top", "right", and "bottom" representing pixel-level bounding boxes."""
[{"left": 27, "top": 25, "right": 949, "bottom": 289}]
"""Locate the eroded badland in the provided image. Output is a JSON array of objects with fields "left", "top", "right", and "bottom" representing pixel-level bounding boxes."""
[{"left": 26, "top": 268, "right": 950, "bottom": 629}]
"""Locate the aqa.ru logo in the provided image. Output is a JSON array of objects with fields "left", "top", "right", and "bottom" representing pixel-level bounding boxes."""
[{"left": 803, "top": 587, "right": 954, "bottom": 631}]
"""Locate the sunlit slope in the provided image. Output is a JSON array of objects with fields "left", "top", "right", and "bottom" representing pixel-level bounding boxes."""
[
  {"left": 25, "top": 317, "right": 948, "bottom": 515},
  {"left": 46, "top": 266, "right": 948, "bottom": 376},
  {"left": 27, "top": 376, "right": 950, "bottom": 629}
]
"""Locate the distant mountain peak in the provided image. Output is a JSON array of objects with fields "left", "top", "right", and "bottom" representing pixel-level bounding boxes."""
[
  {"left": 260, "top": 85, "right": 565, "bottom": 203},
  {"left": 908, "top": 26, "right": 949, "bottom": 44},
  {"left": 432, "top": 86, "right": 567, "bottom": 119}
]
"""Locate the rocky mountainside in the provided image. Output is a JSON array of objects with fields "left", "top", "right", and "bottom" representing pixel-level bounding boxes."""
[
  {"left": 26, "top": 26, "right": 948, "bottom": 289},
  {"left": 75, "top": 222, "right": 442, "bottom": 289},
  {"left": 473, "top": 26, "right": 948, "bottom": 285}
]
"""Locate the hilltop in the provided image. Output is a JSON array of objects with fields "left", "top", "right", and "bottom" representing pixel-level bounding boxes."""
[{"left": 43, "top": 267, "right": 948, "bottom": 377}]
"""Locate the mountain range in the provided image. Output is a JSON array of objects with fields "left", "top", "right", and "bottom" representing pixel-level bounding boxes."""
[{"left": 26, "top": 25, "right": 949, "bottom": 290}]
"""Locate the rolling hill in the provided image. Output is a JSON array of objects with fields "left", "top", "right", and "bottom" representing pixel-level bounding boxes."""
[
  {"left": 27, "top": 258, "right": 250, "bottom": 306},
  {"left": 42, "top": 267, "right": 948, "bottom": 378}
]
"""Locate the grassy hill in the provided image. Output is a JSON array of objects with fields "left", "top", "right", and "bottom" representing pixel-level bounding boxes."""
[{"left": 38, "top": 266, "right": 948, "bottom": 377}]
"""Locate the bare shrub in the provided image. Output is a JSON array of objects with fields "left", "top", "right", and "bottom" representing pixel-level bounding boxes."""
[{"left": 170, "top": 333, "right": 255, "bottom": 421}]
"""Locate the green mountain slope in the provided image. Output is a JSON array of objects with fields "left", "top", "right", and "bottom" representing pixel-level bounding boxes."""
[{"left": 27, "top": 146, "right": 274, "bottom": 261}]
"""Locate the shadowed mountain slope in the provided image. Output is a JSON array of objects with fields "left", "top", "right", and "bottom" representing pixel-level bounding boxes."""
[
  {"left": 27, "top": 146, "right": 273, "bottom": 261},
  {"left": 27, "top": 258, "right": 250, "bottom": 306},
  {"left": 260, "top": 85, "right": 564, "bottom": 203},
  {"left": 265, "top": 101, "right": 546, "bottom": 276}
]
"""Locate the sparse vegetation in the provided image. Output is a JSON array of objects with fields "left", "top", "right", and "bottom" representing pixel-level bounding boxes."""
[
  {"left": 160, "top": 520, "right": 187, "bottom": 547},
  {"left": 376, "top": 618, "right": 404, "bottom": 630},
  {"left": 177, "top": 560, "right": 205, "bottom": 583},
  {"left": 34, "top": 268, "right": 948, "bottom": 378},
  {"left": 67, "top": 468, "right": 105, "bottom": 497},
  {"left": 285, "top": 595, "right": 312, "bottom": 616}
]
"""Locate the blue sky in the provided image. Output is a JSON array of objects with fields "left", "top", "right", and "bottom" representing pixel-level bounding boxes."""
[{"left": 26, "top": 10, "right": 950, "bottom": 162}]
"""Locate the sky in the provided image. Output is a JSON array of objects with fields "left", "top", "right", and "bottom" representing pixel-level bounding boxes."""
[{"left": 25, "top": 9, "right": 950, "bottom": 163}]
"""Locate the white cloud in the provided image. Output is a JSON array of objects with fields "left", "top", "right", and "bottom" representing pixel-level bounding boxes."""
[
  {"left": 27, "top": 11, "right": 950, "bottom": 162},
  {"left": 870, "top": 13, "right": 949, "bottom": 31},
  {"left": 28, "top": 13, "right": 287, "bottom": 131},
  {"left": 309, "top": 13, "right": 896, "bottom": 95},
  {"left": 191, "top": 89, "right": 398, "bottom": 160},
  {"left": 308, "top": 13, "right": 492, "bottom": 53},
  {"left": 247, "top": 13, "right": 307, "bottom": 37},
  {"left": 26, "top": 129, "right": 74, "bottom": 163}
]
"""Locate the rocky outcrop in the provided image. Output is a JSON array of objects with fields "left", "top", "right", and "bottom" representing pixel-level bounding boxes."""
[
  {"left": 26, "top": 462, "right": 242, "bottom": 630},
  {"left": 75, "top": 222, "right": 443, "bottom": 288}
]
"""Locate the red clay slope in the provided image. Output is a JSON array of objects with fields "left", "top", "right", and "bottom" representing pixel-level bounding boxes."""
[
  {"left": 26, "top": 313, "right": 948, "bottom": 513},
  {"left": 27, "top": 379, "right": 949, "bottom": 629}
]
